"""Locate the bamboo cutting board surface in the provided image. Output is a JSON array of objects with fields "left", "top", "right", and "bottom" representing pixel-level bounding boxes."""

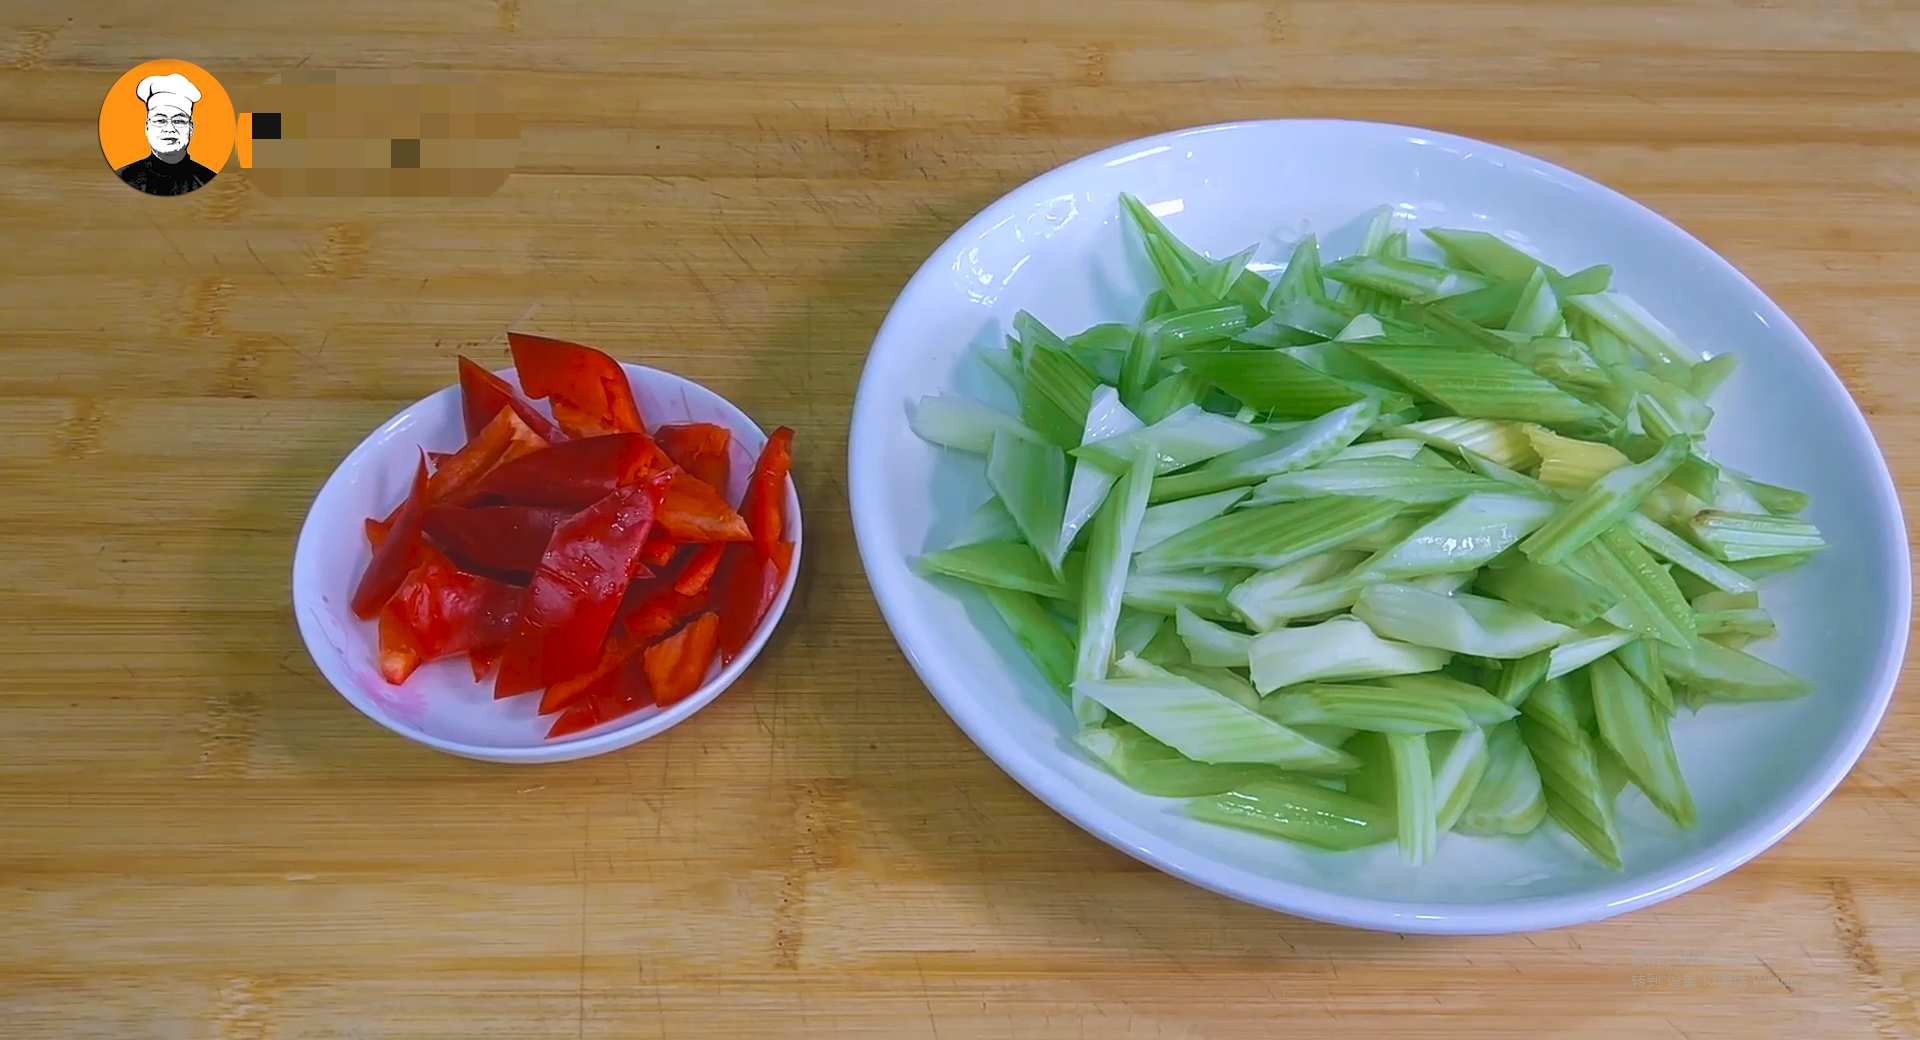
[{"left": 4, "top": 2, "right": 1918, "bottom": 1037}]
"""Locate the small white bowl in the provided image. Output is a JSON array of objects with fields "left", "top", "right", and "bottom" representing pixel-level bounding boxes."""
[
  {"left": 848, "top": 119, "right": 1910, "bottom": 933},
  {"left": 292, "top": 362, "right": 801, "bottom": 764}
]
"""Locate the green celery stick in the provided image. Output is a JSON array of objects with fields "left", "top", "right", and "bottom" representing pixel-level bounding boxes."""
[
  {"left": 1493, "top": 649, "right": 1552, "bottom": 707},
  {"left": 1020, "top": 343, "right": 1102, "bottom": 449},
  {"left": 1133, "top": 488, "right": 1251, "bottom": 554},
  {"left": 1546, "top": 624, "right": 1636, "bottom": 679},
  {"left": 1325, "top": 254, "right": 1492, "bottom": 301},
  {"left": 1175, "top": 606, "right": 1253, "bottom": 667},
  {"left": 1623, "top": 512, "right": 1756, "bottom": 595},
  {"left": 1519, "top": 435, "right": 1691, "bottom": 565},
  {"left": 1723, "top": 469, "right": 1810, "bottom": 517},
  {"left": 1556, "top": 265, "right": 1613, "bottom": 296},
  {"left": 1564, "top": 291, "right": 1697, "bottom": 380},
  {"left": 1071, "top": 452, "right": 1155, "bottom": 725},
  {"left": 1456, "top": 721, "right": 1547, "bottom": 836},
  {"left": 987, "top": 430, "right": 1069, "bottom": 574},
  {"left": 1053, "top": 386, "right": 1144, "bottom": 571},
  {"left": 1431, "top": 726, "right": 1492, "bottom": 833},
  {"left": 1518, "top": 674, "right": 1590, "bottom": 745},
  {"left": 1732, "top": 553, "right": 1812, "bottom": 580},
  {"left": 1119, "top": 193, "right": 1207, "bottom": 308},
  {"left": 1335, "top": 312, "right": 1388, "bottom": 341},
  {"left": 1589, "top": 655, "right": 1695, "bottom": 828},
  {"left": 909, "top": 395, "right": 1040, "bottom": 454},
  {"left": 1136, "top": 496, "right": 1403, "bottom": 572},
  {"left": 1263, "top": 684, "right": 1479, "bottom": 734},
  {"left": 916, "top": 540, "right": 1082, "bottom": 602},
  {"left": 1341, "top": 342, "right": 1607, "bottom": 426},
  {"left": 1690, "top": 351, "right": 1739, "bottom": 399},
  {"left": 946, "top": 495, "right": 1022, "bottom": 548},
  {"left": 1114, "top": 609, "right": 1165, "bottom": 658},
  {"left": 1475, "top": 558, "right": 1619, "bottom": 628},
  {"left": 1273, "top": 234, "right": 1329, "bottom": 304},
  {"left": 1381, "top": 416, "right": 1540, "bottom": 471},
  {"left": 1687, "top": 511, "right": 1827, "bottom": 562},
  {"left": 1565, "top": 526, "right": 1697, "bottom": 649},
  {"left": 1332, "top": 440, "right": 1427, "bottom": 463},
  {"left": 1661, "top": 640, "right": 1811, "bottom": 701},
  {"left": 1074, "top": 725, "right": 1286, "bottom": 797},
  {"left": 1611, "top": 640, "right": 1674, "bottom": 714},
  {"left": 1423, "top": 228, "right": 1547, "bottom": 282},
  {"left": 1506, "top": 267, "right": 1566, "bottom": 338},
  {"left": 1158, "top": 663, "right": 1263, "bottom": 711},
  {"left": 1149, "top": 397, "right": 1380, "bottom": 502},
  {"left": 1138, "top": 618, "right": 1191, "bottom": 669},
  {"left": 1519, "top": 715, "right": 1623, "bottom": 869},
  {"left": 1142, "top": 303, "right": 1252, "bottom": 354},
  {"left": 1074, "top": 663, "right": 1354, "bottom": 770},
  {"left": 1176, "top": 349, "right": 1375, "bottom": 418},
  {"left": 1249, "top": 617, "right": 1453, "bottom": 693},
  {"left": 1228, "top": 550, "right": 1371, "bottom": 630},
  {"left": 1244, "top": 297, "right": 1354, "bottom": 342},
  {"left": 1122, "top": 570, "right": 1238, "bottom": 620},
  {"left": 1187, "top": 780, "right": 1392, "bottom": 851},
  {"left": 1354, "top": 583, "right": 1572, "bottom": 658},
  {"left": 1357, "top": 492, "right": 1558, "bottom": 579},
  {"left": 1379, "top": 674, "right": 1520, "bottom": 725},
  {"left": 1245, "top": 459, "right": 1505, "bottom": 507},
  {"left": 1387, "top": 732, "right": 1438, "bottom": 864},
  {"left": 1694, "top": 607, "right": 1776, "bottom": 641},
  {"left": 1527, "top": 426, "right": 1628, "bottom": 490},
  {"left": 1137, "top": 369, "right": 1208, "bottom": 425},
  {"left": 1435, "top": 279, "right": 1528, "bottom": 329},
  {"left": 1073, "top": 404, "right": 1264, "bottom": 474},
  {"left": 980, "top": 585, "right": 1077, "bottom": 693}
]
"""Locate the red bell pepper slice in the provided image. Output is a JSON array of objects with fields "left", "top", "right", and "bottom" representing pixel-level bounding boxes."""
[
  {"left": 742, "top": 426, "right": 794, "bottom": 559},
  {"left": 641, "top": 533, "right": 681, "bottom": 568},
  {"left": 655, "top": 423, "right": 732, "bottom": 494},
  {"left": 545, "top": 663, "right": 654, "bottom": 739},
  {"left": 423, "top": 503, "right": 573, "bottom": 579},
  {"left": 426, "top": 406, "right": 549, "bottom": 506},
  {"left": 673, "top": 543, "right": 726, "bottom": 598},
  {"left": 458, "top": 354, "right": 561, "bottom": 443},
  {"left": 535, "top": 626, "right": 646, "bottom": 715},
  {"left": 714, "top": 540, "right": 792, "bottom": 664},
  {"left": 624, "top": 585, "right": 710, "bottom": 643},
  {"left": 376, "top": 548, "right": 521, "bottom": 684},
  {"left": 365, "top": 515, "right": 394, "bottom": 552},
  {"left": 352, "top": 451, "right": 431, "bottom": 619},
  {"left": 642, "top": 611, "right": 721, "bottom": 707},
  {"left": 493, "top": 484, "right": 657, "bottom": 697},
  {"left": 656, "top": 469, "right": 751, "bottom": 543},
  {"left": 469, "top": 642, "right": 505, "bottom": 682},
  {"left": 466, "top": 432, "right": 672, "bottom": 510},
  {"left": 507, "top": 332, "right": 645, "bottom": 438}
]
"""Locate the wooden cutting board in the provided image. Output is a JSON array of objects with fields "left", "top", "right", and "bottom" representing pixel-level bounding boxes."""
[{"left": 3, "top": 2, "right": 1916, "bottom": 1037}]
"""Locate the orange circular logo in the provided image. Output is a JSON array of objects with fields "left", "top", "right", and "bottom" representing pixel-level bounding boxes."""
[{"left": 98, "top": 60, "right": 234, "bottom": 196}]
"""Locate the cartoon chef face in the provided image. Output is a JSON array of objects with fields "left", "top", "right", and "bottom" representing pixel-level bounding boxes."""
[{"left": 139, "top": 73, "right": 200, "bottom": 161}]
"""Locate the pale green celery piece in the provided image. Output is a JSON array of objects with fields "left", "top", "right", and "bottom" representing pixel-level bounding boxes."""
[
  {"left": 1054, "top": 386, "right": 1144, "bottom": 572},
  {"left": 1731, "top": 552, "right": 1811, "bottom": 581},
  {"left": 1690, "top": 352, "right": 1740, "bottom": 400},
  {"left": 1074, "top": 662, "right": 1355, "bottom": 770},
  {"left": 947, "top": 496, "right": 1022, "bottom": 548},
  {"left": 1137, "top": 618, "right": 1192, "bottom": 669},
  {"left": 1273, "top": 234, "right": 1329, "bottom": 304},
  {"left": 1119, "top": 193, "right": 1207, "bottom": 308},
  {"left": 1138, "top": 495, "right": 1402, "bottom": 573},
  {"left": 1193, "top": 245, "right": 1259, "bottom": 306},
  {"left": 1295, "top": 724, "right": 1359, "bottom": 751},
  {"left": 1359, "top": 492, "right": 1558, "bottom": 579},
  {"left": 1545, "top": 624, "right": 1636, "bottom": 679},
  {"left": 1122, "top": 569, "right": 1237, "bottom": 619},
  {"left": 1149, "top": 397, "right": 1382, "bottom": 502},
  {"left": 909, "top": 395, "right": 1039, "bottom": 454},
  {"left": 1324, "top": 255, "right": 1492, "bottom": 301},
  {"left": 1409, "top": 571, "right": 1474, "bottom": 594},
  {"left": 1518, "top": 674, "right": 1591, "bottom": 745},
  {"left": 916, "top": 540, "right": 1082, "bottom": 602},
  {"left": 1073, "top": 404, "right": 1265, "bottom": 475},
  {"left": 1142, "top": 303, "right": 1252, "bottom": 356},
  {"left": 1245, "top": 460, "right": 1504, "bottom": 507},
  {"left": 1692, "top": 589, "right": 1760, "bottom": 613},
  {"left": 1134, "top": 487, "right": 1251, "bottom": 555},
  {"left": 1622, "top": 366, "right": 1713, "bottom": 434},
  {"left": 1623, "top": 512, "right": 1756, "bottom": 595},
  {"left": 1176, "top": 606, "right": 1254, "bottom": 667},
  {"left": 1688, "top": 511, "right": 1827, "bottom": 562},
  {"left": 1520, "top": 435, "right": 1691, "bottom": 565},
  {"left": 1565, "top": 308, "right": 1632, "bottom": 368},
  {"left": 1355, "top": 583, "right": 1573, "bottom": 658},
  {"left": 1073, "top": 724, "right": 1282, "bottom": 797},
  {"left": 1118, "top": 326, "right": 1164, "bottom": 413},
  {"left": 1068, "top": 322, "right": 1136, "bottom": 360},
  {"left": 1021, "top": 344, "right": 1102, "bottom": 449},
  {"left": 1556, "top": 265, "right": 1613, "bottom": 296},
  {"left": 1380, "top": 228, "right": 1411, "bottom": 261},
  {"left": 1137, "top": 369, "right": 1208, "bottom": 426},
  {"left": 1723, "top": 469, "right": 1810, "bottom": 517},
  {"left": 987, "top": 430, "right": 1069, "bottom": 575},
  {"left": 1283, "top": 345, "right": 1421, "bottom": 404},
  {"left": 1524, "top": 715, "right": 1624, "bottom": 869},
  {"left": 1013, "top": 309, "right": 1069, "bottom": 352},
  {"left": 1335, "top": 313, "right": 1388, "bottom": 341},
  {"left": 1493, "top": 649, "right": 1552, "bottom": 707},
  {"left": 1381, "top": 416, "right": 1541, "bottom": 471},
  {"left": 1236, "top": 578, "right": 1368, "bottom": 631},
  {"left": 1527, "top": 425, "right": 1628, "bottom": 491},
  {"left": 1423, "top": 227, "right": 1547, "bottom": 282},
  {"left": 1072, "top": 452, "right": 1156, "bottom": 725},
  {"left": 1115, "top": 609, "right": 1165, "bottom": 658},
  {"left": 1342, "top": 512, "right": 1435, "bottom": 553},
  {"left": 1159, "top": 663, "right": 1264, "bottom": 711},
  {"left": 1331, "top": 440, "right": 1427, "bottom": 463},
  {"left": 1435, "top": 279, "right": 1528, "bottom": 329},
  {"left": 979, "top": 341, "right": 1022, "bottom": 391},
  {"left": 1333, "top": 206, "right": 1396, "bottom": 311},
  {"left": 1430, "top": 727, "right": 1492, "bottom": 833},
  {"left": 1263, "top": 684, "right": 1477, "bottom": 733},
  {"left": 1341, "top": 342, "right": 1607, "bottom": 426},
  {"left": 1695, "top": 608, "right": 1777, "bottom": 642},
  {"left": 1187, "top": 780, "right": 1392, "bottom": 851},
  {"left": 1568, "top": 526, "right": 1697, "bottom": 649},
  {"left": 1612, "top": 639, "right": 1675, "bottom": 714},
  {"left": 1228, "top": 268, "right": 1274, "bottom": 324},
  {"left": 1226, "top": 550, "right": 1368, "bottom": 629},
  {"left": 1589, "top": 655, "right": 1695, "bottom": 828},
  {"left": 1564, "top": 291, "right": 1698, "bottom": 379},
  {"left": 1457, "top": 721, "right": 1548, "bottom": 836},
  {"left": 1176, "top": 349, "right": 1374, "bottom": 419},
  {"left": 1476, "top": 557, "right": 1618, "bottom": 628},
  {"left": 982, "top": 585, "right": 1076, "bottom": 692},
  {"left": 1506, "top": 267, "right": 1566, "bottom": 338},
  {"left": 1243, "top": 297, "right": 1355, "bottom": 343},
  {"left": 1139, "top": 289, "right": 1176, "bottom": 324},
  {"left": 1386, "top": 732, "right": 1438, "bottom": 864},
  {"left": 1458, "top": 447, "right": 1556, "bottom": 494},
  {"left": 1378, "top": 674, "right": 1521, "bottom": 725},
  {"left": 1248, "top": 616, "right": 1452, "bottom": 693},
  {"left": 1637, "top": 482, "right": 1708, "bottom": 529},
  {"left": 1661, "top": 639, "right": 1811, "bottom": 701},
  {"left": 1526, "top": 337, "right": 1613, "bottom": 393}
]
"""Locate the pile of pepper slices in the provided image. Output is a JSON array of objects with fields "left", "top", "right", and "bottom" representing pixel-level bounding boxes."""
[{"left": 349, "top": 333, "right": 795, "bottom": 739}]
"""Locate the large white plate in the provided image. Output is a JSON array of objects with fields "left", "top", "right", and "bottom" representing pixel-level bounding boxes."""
[{"left": 847, "top": 120, "right": 1909, "bottom": 933}]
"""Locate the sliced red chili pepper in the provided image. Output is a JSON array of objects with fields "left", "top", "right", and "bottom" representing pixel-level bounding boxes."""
[
  {"left": 713, "top": 540, "right": 792, "bottom": 664},
  {"left": 641, "top": 533, "right": 682, "bottom": 568},
  {"left": 536, "top": 627, "right": 645, "bottom": 715},
  {"left": 379, "top": 548, "right": 521, "bottom": 669},
  {"left": 493, "top": 485, "right": 657, "bottom": 697},
  {"left": 656, "top": 469, "right": 751, "bottom": 543},
  {"left": 624, "top": 585, "right": 710, "bottom": 643},
  {"left": 655, "top": 423, "right": 732, "bottom": 494},
  {"left": 673, "top": 543, "right": 726, "bottom": 598},
  {"left": 352, "top": 451, "right": 431, "bottom": 620},
  {"left": 458, "top": 354, "right": 562, "bottom": 443},
  {"left": 422, "top": 503, "right": 573, "bottom": 579},
  {"left": 742, "top": 426, "right": 794, "bottom": 559},
  {"left": 642, "top": 611, "right": 721, "bottom": 707},
  {"left": 466, "top": 432, "right": 672, "bottom": 510},
  {"left": 426, "top": 406, "right": 549, "bottom": 506},
  {"left": 469, "top": 642, "right": 505, "bottom": 682},
  {"left": 507, "top": 332, "right": 645, "bottom": 438},
  {"left": 365, "top": 515, "right": 394, "bottom": 552},
  {"left": 545, "top": 665, "right": 653, "bottom": 739},
  {"left": 378, "top": 606, "right": 424, "bottom": 684},
  {"left": 427, "top": 450, "right": 452, "bottom": 468}
]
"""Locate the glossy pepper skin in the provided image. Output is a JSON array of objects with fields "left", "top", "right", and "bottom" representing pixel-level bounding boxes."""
[
  {"left": 654, "top": 469, "right": 751, "bottom": 543},
  {"left": 457, "top": 355, "right": 562, "bottom": 443},
  {"left": 715, "top": 427, "right": 797, "bottom": 662},
  {"left": 425, "top": 406, "right": 549, "bottom": 506},
  {"left": 654, "top": 422, "right": 732, "bottom": 495},
  {"left": 507, "top": 332, "right": 646, "bottom": 438},
  {"left": 377, "top": 548, "right": 521, "bottom": 684},
  {"left": 352, "top": 452, "right": 432, "bottom": 619},
  {"left": 643, "top": 611, "right": 721, "bottom": 706},
  {"left": 423, "top": 503, "right": 574, "bottom": 580},
  {"left": 466, "top": 432, "right": 672, "bottom": 510}
]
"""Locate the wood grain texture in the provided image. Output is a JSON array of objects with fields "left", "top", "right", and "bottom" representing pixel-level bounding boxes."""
[{"left": 4, "top": 1, "right": 1918, "bottom": 1037}]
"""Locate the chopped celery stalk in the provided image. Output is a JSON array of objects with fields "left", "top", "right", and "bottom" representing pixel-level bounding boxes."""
[
  {"left": 1379, "top": 673, "right": 1521, "bottom": 725},
  {"left": 1612, "top": 640, "right": 1674, "bottom": 714},
  {"left": 1436, "top": 279, "right": 1527, "bottom": 329},
  {"left": 1621, "top": 366, "right": 1713, "bottom": 434},
  {"left": 980, "top": 585, "right": 1076, "bottom": 692},
  {"left": 1354, "top": 583, "right": 1573, "bottom": 658},
  {"left": 1333, "top": 440, "right": 1426, "bottom": 463},
  {"left": 1506, "top": 267, "right": 1565, "bottom": 337},
  {"left": 1067, "top": 322, "right": 1136, "bottom": 362},
  {"left": 1404, "top": 300, "right": 1519, "bottom": 351},
  {"left": 1118, "top": 327, "right": 1162, "bottom": 412},
  {"left": 1458, "top": 447, "right": 1555, "bottom": 493},
  {"left": 1073, "top": 725, "right": 1283, "bottom": 797},
  {"left": 1122, "top": 569, "right": 1238, "bottom": 619},
  {"left": 1139, "top": 288, "right": 1175, "bottom": 324},
  {"left": 1519, "top": 435, "right": 1691, "bottom": 565},
  {"left": 910, "top": 395, "right": 1039, "bottom": 454},
  {"left": 1054, "top": 386, "right": 1144, "bottom": 570},
  {"left": 1273, "top": 234, "right": 1329, "bottom": 304},
  {"left": 1359, "top": 493, "right": 1558, "bottom": 579},
  {"left": 1522, "top": 717, "right": 1624, "bottom": 869},
  {"left": 1176, "top": 349, "right": 1374, "bottom": 418},
  {"left": 1194, "top": 246, "right": 1258, "bottom": 307},
  {"left": 1423, "top": 227, "right": 1545, "bottom": 282},
  {"left": 1119, "top": 193, "right": 1206, "bottom": 307},
  {"left": 1343, "top": 512, "right": 1432, "bottom": 553},
  {"left": 1294, "top": 724, "right": 1359, "bottom": 751},
  {"left": 1623, "top": 512, "right": 1756, "bottom": 595},
  {"left": 1567, "top": 527, "right": 1697, "bottom": 649},
  {"left": 1325, "top": 254, "right": 1492, "bottom": 301},
  {"left": 1137, "top": 368, "right": 1209, "bottom": 425},
  {"left": 1691, "top": 590, "right": 1760, "bottom": 612},
  {"left": 1243, "top": 298, "right": 1354, "bottom": 342},
  {"left": 977, "top": 342, "right": 1021, "bottom": 390},
  {"left": 1493, "top": 649, "right": 1552, "bottom": 707},
  {"left": 1732, "top": 552, "right": 1811, "bottom": 580},
  {"left": 1020, "top": 344, "right": 1102, "bottom": 449},
  {"left": 1335, "top": 313, "right": 1387, "bottom": 341},
  {"left": 1248, "top": 617, "right": 1452, "bottom": 693},
  {"left": 1708, "top": 472, "right": 1769, "bottom": 515},
  {"left": 1341, "top": 343, "right": 1607, "bottom": 426},
  {"left": 1150, "top": 397, "right": 1381, "bottom": 502},
  {"left": 1114, "top": 609, "right": 1165, "bottom": 658},
  {"left": 1695, "top": 607, "right": 1777, "bottom": 642},
  {"left": 1430, "top": 727, "right": 1491, "bottom": 833},
  {"left": 1175, "top": 606, "right": 1253, "bottom": 667},
  {"left": 1159, "top": 663, "right": 1264, "bottom": 711},
  {"left": 1525, "top": 336, "right": 1613, "bottom": 392},
  {"left": 1661, "top": 640, "right": 1811, "bottom": 701},
  {"left": 1564, "top": 291, "right": 1698, "bottom": 377},
  {"left": 1134, "top": 488, "right": 1251, "bottom": 554},
  {"left": 987, "top": 431, "right": 1069, "bottom": 574},
  {"left": 1137, "top": 496, "right": 1402, "bottom": 573},
  {"left": 1476, "top": 557, "right": 1619, "bottom": 627},
  {"left": 1014, "top": 310, "right": 1069, "bottom": 354},
  {"left": 1138, "top": 618, "right": 1191, "bottom": 669},
  {"left": 1725, "top": 470, "right": 1810, "bottom": 517},
  {"left": 1690, "top": 351, "right": 1739, "bottom": 399},
  {"left": 1589, "top": 655, "right": 1695, "bottom": 828},
  {"left": 1457, "top": 721, "right": 1547, "bottom": 836},
  {"left": 1074, "top": 669, "right": 1355, "bottom": 770},
  {"left": 1556, "top": 264, "right": 1613, "bottom": 296},
  {"left": 1382, "top": 417, "right": 1540, "bottom": 471},
  {"left": 1073, "top": 404, "right": 1264, "bottom": 474},
  {"left": 1517, "top": 674, "right": 1590, "bottom": 745},
  {"left": 916, "top": 540, "right": 1081, "bottom": 602},
  {"left": 1142, "top": 304, "right": 1252, "bottom": 356},
  {"left": 1226, "top": 550, "right": 1366, "bottom": 628},
  {"left": 1387, "top": 732, "right": 1438, "bottom": 864},
  {"left": 1188, "top": 781, "right": 1391, "bottom": 851},
  {"left": 1687, "top": 511, "right": 1827, "bottom": 562},
  {"left": 948, "top": 496, "right": 1022, "bottom": 548},
  {"left": 1527, "top": 426, "right": 1628, "bottom": 490},
  {"left": 1071, "top": 452, "right": 1156, "bottom": 725},
  {"left": 1546, "top": 624, "right": 1636, "bottom": 679},
  {"left": 1410, "top": 571, "right": 1473, "bottom": 594},
  {"left": 1263, "top": 684, "right": 1478, "bottom": 733},
  {"left": 1246, "top": 460, "right": 1504, "bottom": 507}
]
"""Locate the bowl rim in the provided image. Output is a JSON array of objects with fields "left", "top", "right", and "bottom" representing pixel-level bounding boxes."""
[
  {"left": 846, "top": 117, "right": 1911, "bottom": 933},
  {"left": 291, "top": 361, "right": 802, "bottom": 765}
]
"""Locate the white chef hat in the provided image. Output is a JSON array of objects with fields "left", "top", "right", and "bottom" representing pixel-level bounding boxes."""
[{"left": 137, "top": 73, "right": 201, "bottom": 118}]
